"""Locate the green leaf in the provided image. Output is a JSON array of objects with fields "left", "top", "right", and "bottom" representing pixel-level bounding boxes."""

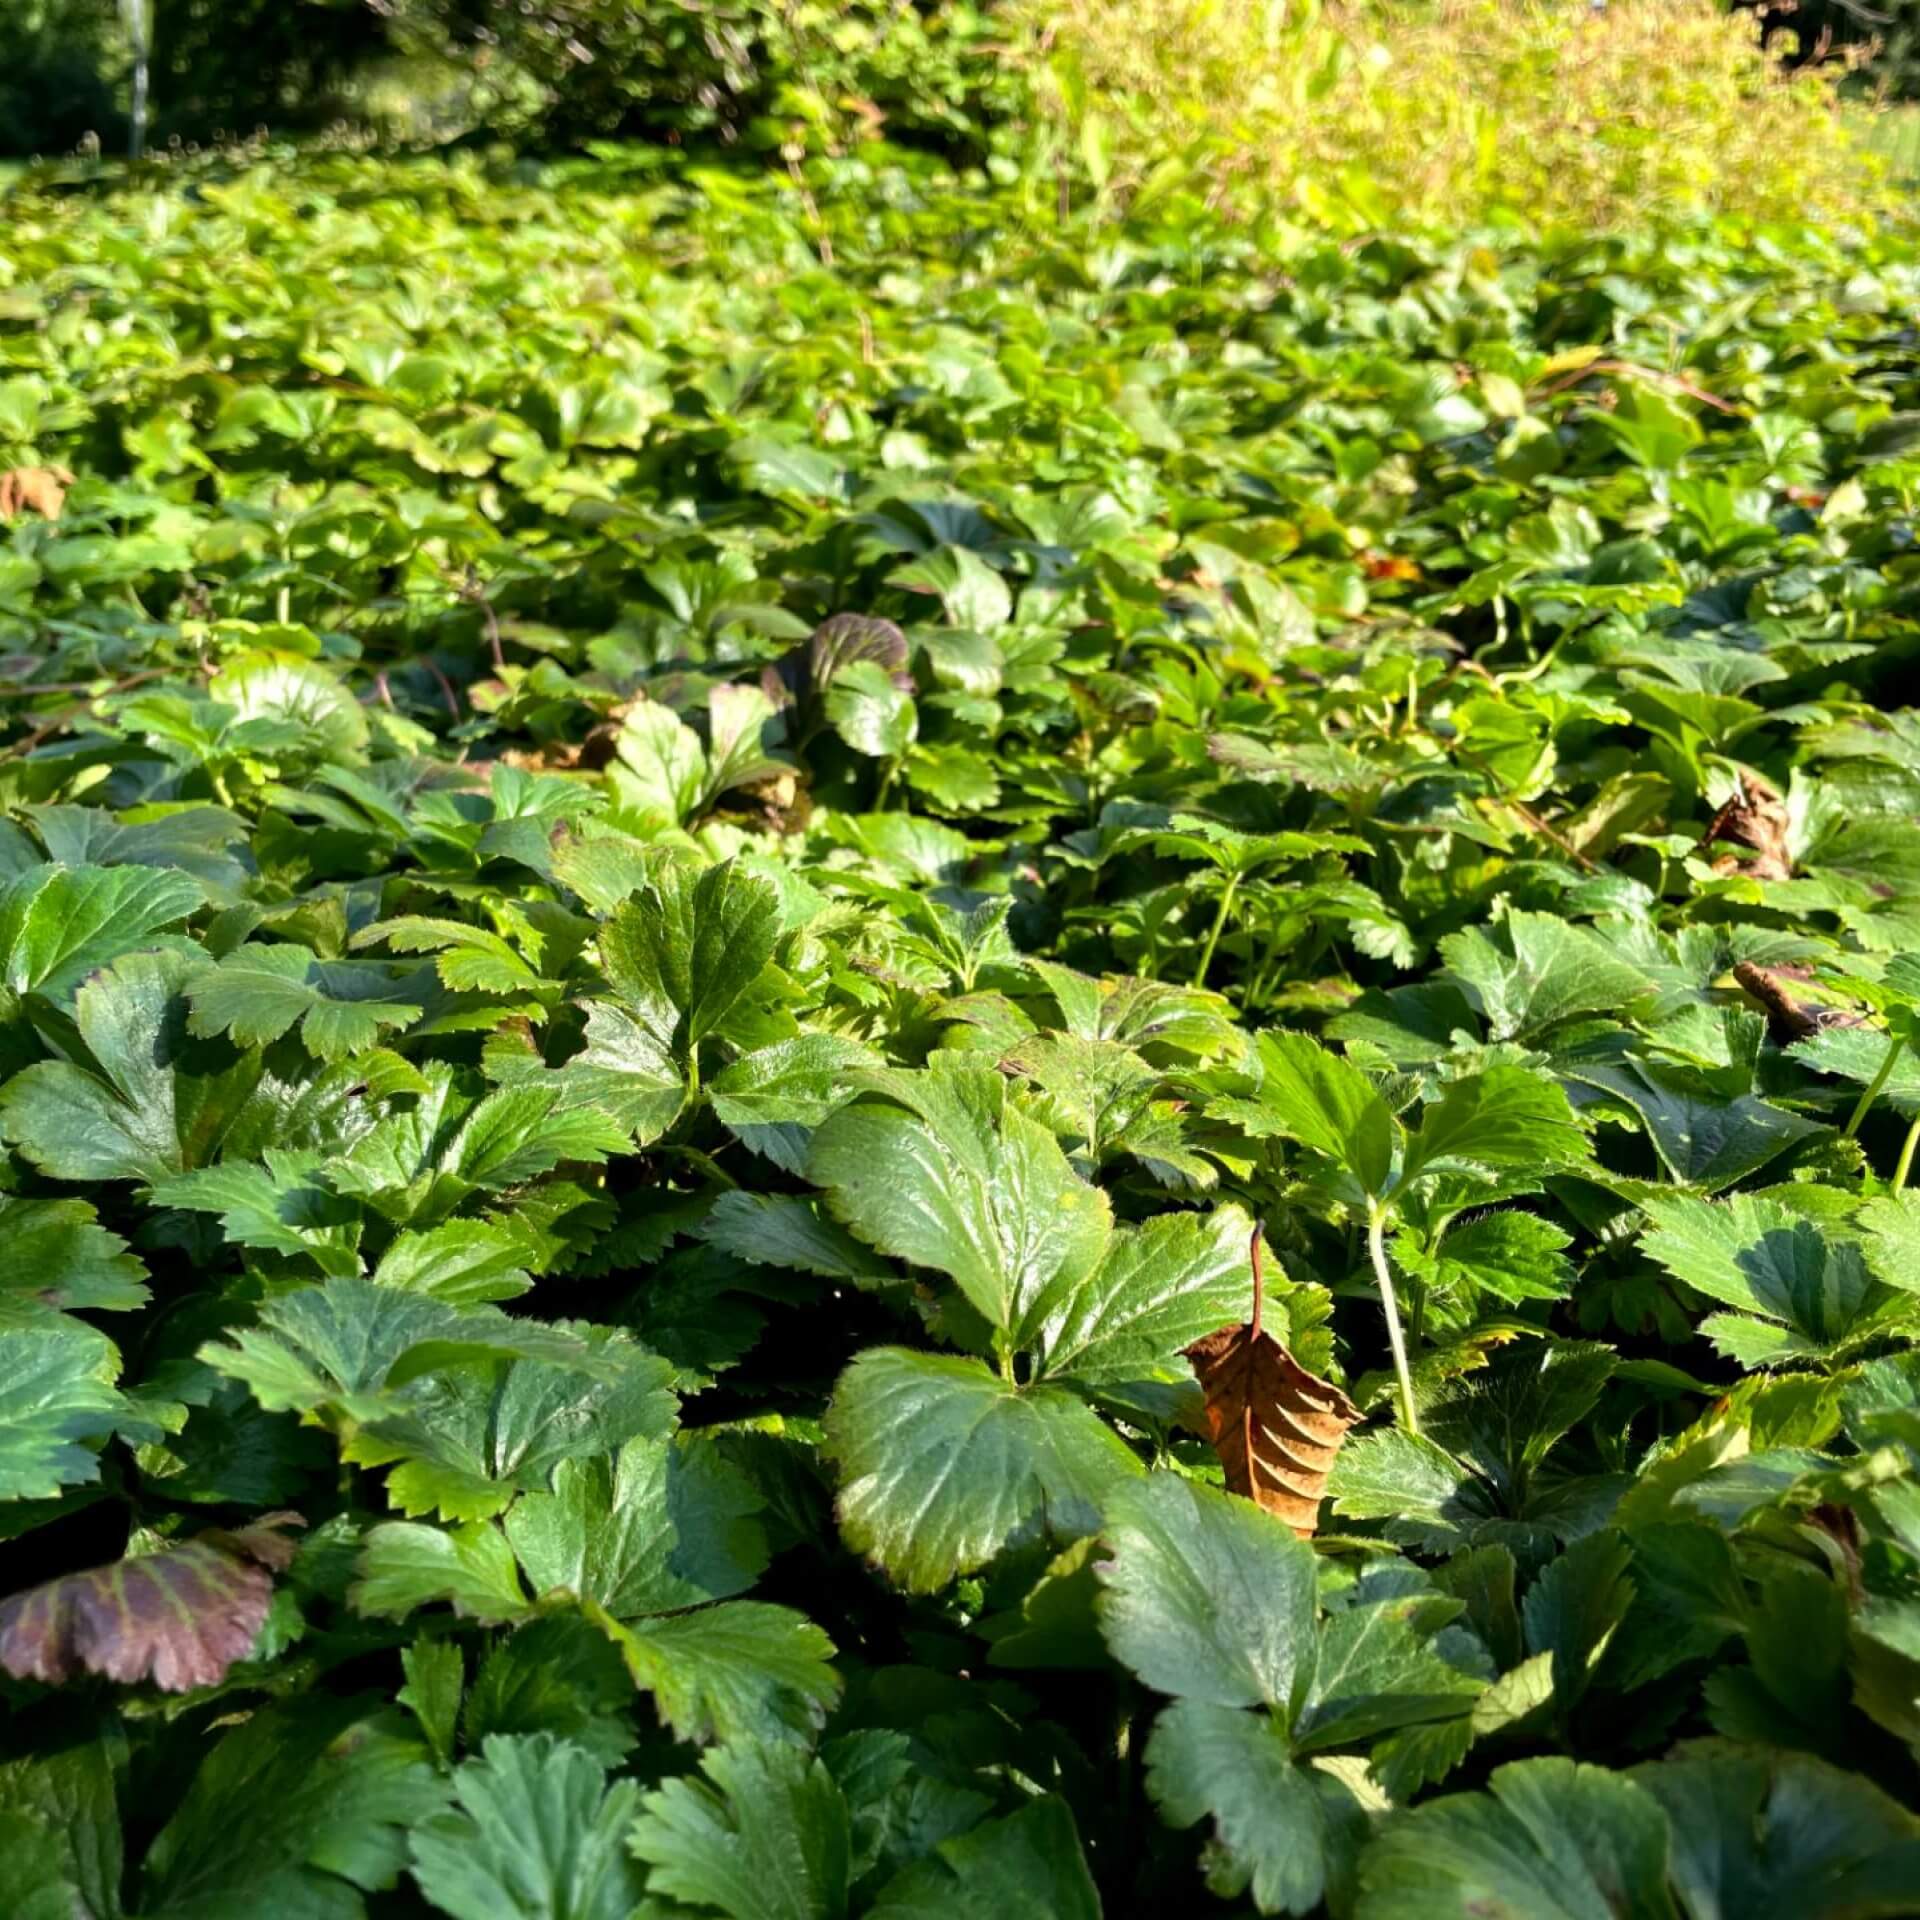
[
  {"left": 1566, "top": 1060, "right": 1825, "bottom": 1192},
  {"left": 704, "top": 683, "right": 791, "bottom": 802},
  {"left": 0, "top": 1811, "right": 83, "bottom": 1920},
  {"left": 1097, "top": 1472, "right": 1318, "bottom": 1714},
  {"left": 608, "top": 701, "right": 707, "bottom": 828},
  {"left": 0, "top": 862, "right": 203, "bottom": 1007},
  {"left": 371, "top": 1222, "right": 535, "bottom": 1304},
  {"left": 1603, "top": 1521, "right": 1747, "bottom": 1692},
  {"left": 1144, "top": 1699, "right": 1350, "bottom": 1918},
  {"left": 324, "top": 1068, "right": 629, "bottom": 1225},
  {"left": 0, "top": 1322, "right": 129, "bottom": 1500},
  {"left": 824, "top": 1347, "right": 1143, "bottom": 1592},
  {"left": 201, "top": 1279, "right": 609, "bottom": 1423},
  {"left": 149, "top": 1150, "right": 363, "bottom": 1277},
  {"left": 826, "top": 659, "right": 917, "bottom": 758},
  {"left": 1521, "top": 1531, "right": 1635, "bottom": 1716},
  {"left": 1403, "top": 1068, "right": 1589, "bottom": 1185},
  {"left": 500, "top": 1002, "right": 686, "bottom": 1147},
  {"left": 1634, "top": 1739, "right": 1920, "bottom": 1919},
  {"left": 504, "top": 1435, "right": 766, "bottom": 1616},
  {"left": 211, "top": 651, "right": 368, "bottom": 758},
  {"left": 628, "top": 1736, "right": 849, "bottom": 1920},
  {"left": 1025, "top": 1202, "right": 1255, "bottom": 1389},
  {"left": 0, "top": 1804, "right": 87, "bottom": 1920},
  {"left": 1441, "top": 910, "right": 1655, "bottom": 1043},
  {"left": 140, "top": 1697, "right": 447, "bottom": 1916},
  {"left": 699, "top": 1192, "right": 898, "bottom": 1285},
  {"left": 726, "top": 434, "right": 844, "bottom": 503},
  {"left": 1354, "top": 1756, "right": 1679, "bottom": 1919},
  {"left": 0, "top": 1196, "right": 148, "bottom": 1323},
  {"left": 1297, "top": 1589, "right": 1484, "bottom": 1750},
  {"left": 375, "top": 1337, "right": 677, "bottom": 1523},
  {"left": 1210, "top": 1030, "right": 1395, "bottom": 1195},
  {"left": 890, "top": 543, "right": 1012, "bottom": 630},
  {"left": 459, "top": 1613, "right": 634, "bottom": 1767},
  {"left": 1640, "top": 1193, "right": 1879, "bottom": 1361},
  {"left": 1397, "top": 1212, "right": 1575, "bottom": 1308},
  {"left": 600, "top": 857, "right": 781, "bottom": 1059},
  {"left": 0, "top": 950, "right": 204, "bottom": 1183},
  {"left": 353, "top": 916, "right": 547, "bottom": 997},
  {"left": 708, "top": 1033, "right": 880, "bottom": 1131},
  {"left": 1860, "top": 1190, "right": 1920, "bottom": 1294},
  {"left": 1423, "top": 1341, "right": 1617, "bottom": 1514},
  {"left": 0, "top": 1716, "right": 125, "bottom": 1920},
  {"left": 1705, "top": 1563, "right": 1852, "bottom": 1752},
  {"left": 350, "top": 1519, "right": 530, "bottom": 1624},
  {"left": 0, "top": 1512, "right": 300, "bottom": 1692},
  {"left": 397, "top": 1637, "right": 464, "bottom": 1767},
  {"left": 408, "top": 1733, "right": 644, "bottom": 1920},
  {"left": 185, "top": 944, "right": 426, "bottom": 1059},
  {"left": 808, "top": 1064, "right": 1112, "bottom": 1340},
  {"left": 868, "top": 1798, "right": 1101, "bottom": 1920},
  {"left": 596, "top": 1599, "right": 842, "bottom": 1746},
  {"left": 1328, "top": 1427, "right": 1484, "bottom": 1553}
]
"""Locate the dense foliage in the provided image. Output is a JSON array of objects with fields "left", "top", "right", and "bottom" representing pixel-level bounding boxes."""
[
  {"left": 1039, "top": 0, "right": 1879, "bottom": 229},
  {"left": 0, "top": 0, "right": 1891, "bottom": 238},
  {"left": 5, "top": 148, "right": 1920, "bottom": 1914},
  {"left": 405, "top": 0, "right": 1016, "bottom": 152},
  {"left": 0, "top": 0, "right": 1016, "bottom": 159}
]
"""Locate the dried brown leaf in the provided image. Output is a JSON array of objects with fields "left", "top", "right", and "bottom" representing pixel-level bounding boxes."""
[
  {"left": 1184, "top": 1227, "right": 1358, "bottom": 1536},
  {"left": 1702, "top": 772, "right": 1793, "bottom": 881},
  {"left": 0, "top": 466, "right": 74, "bottom": 520},
  {"left": 1732, "top": 960, "right": 1866, "bottom": 1047}
]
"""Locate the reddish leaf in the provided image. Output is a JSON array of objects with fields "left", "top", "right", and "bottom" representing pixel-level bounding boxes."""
[
  {"left": 1184, "top": 1226, "right": 1357, "bottom": 1537},
  {"left": 0, "top": 1511, "right": 302, "bottom": 1693}
]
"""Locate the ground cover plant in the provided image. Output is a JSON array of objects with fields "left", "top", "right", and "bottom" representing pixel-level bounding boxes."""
[{"left": 4, "top": 145, "right": 1920, "bottom": 1914}]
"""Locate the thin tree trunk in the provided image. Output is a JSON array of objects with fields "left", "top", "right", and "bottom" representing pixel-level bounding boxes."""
[{"left": 122, "top": 0, "right": 150, "bottom": 160}]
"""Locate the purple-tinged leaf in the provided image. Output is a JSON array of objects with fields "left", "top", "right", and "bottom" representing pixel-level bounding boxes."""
[{"left": 0, "top": 1511, "right": 302, "bottom": 1692}]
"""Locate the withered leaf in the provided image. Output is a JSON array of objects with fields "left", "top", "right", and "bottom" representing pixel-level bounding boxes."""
[
  {"left": 1702, "top": 773, "right": 1793, "bottom": 881},
  {"left": 1732, "top": 961, "right": 1866, "bottom": 1047},
  {"left": 0, "top": 1511, "right": 302, "bottom": 1693},
  {"left": 0, "top": 465, "right": 74, "bottom": 520},
  {"left": 1184, "top": 1226, "right": 1358, "bottom": 1537}
]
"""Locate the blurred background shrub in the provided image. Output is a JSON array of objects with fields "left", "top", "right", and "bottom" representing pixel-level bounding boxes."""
[
  {"left": 0, "top": 0, "right": 1904, "bottom": 230},
  {"left": 1022, "top": 0, "right": 1878, "bottom": 227},
  {"left": 0, "top": 0, "right": 124, "bottom": 156},
  {"left": 398, "top": 0, "right": 1019, "bottom": 151}
]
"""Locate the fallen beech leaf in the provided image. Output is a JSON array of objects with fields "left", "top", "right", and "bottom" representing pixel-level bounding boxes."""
[
  {"left": 0, "top": 1511, "right": 303, "bottom": 1692},
  {"left": 1184, "top": 1223, "right": 1358, "bottom": 1536},
  {"left": 0, "top": 465, "right": 75, "bottom": 520},
  {"left": 1702, "top": 772, "right": 1792, "bottom": 881}
]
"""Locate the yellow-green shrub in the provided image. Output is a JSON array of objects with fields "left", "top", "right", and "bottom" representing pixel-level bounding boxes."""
[{"left": 1021, "top": 0, "right": 1884, "bottom": 230}]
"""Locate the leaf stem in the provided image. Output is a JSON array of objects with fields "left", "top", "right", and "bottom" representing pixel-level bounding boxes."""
[
  {"left": 1895, "top": 1113, "right": 1920, "bottom": 1193},
  {"left": 1366, "top": 1202, "right": 1420, "bottom": 1436},
  {"left": 660, "top": 1144, "right": 737, "bottom": 1189},
  {"left": 1192, "top": 873, "right": 1241, "bottom": 989},
  {"left": 1843, "top": 1031, "right": 1905, "bottom": 1143},
  {"left": 1249, "top": 1217, "right": 1265, "bottom": 1340}
]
